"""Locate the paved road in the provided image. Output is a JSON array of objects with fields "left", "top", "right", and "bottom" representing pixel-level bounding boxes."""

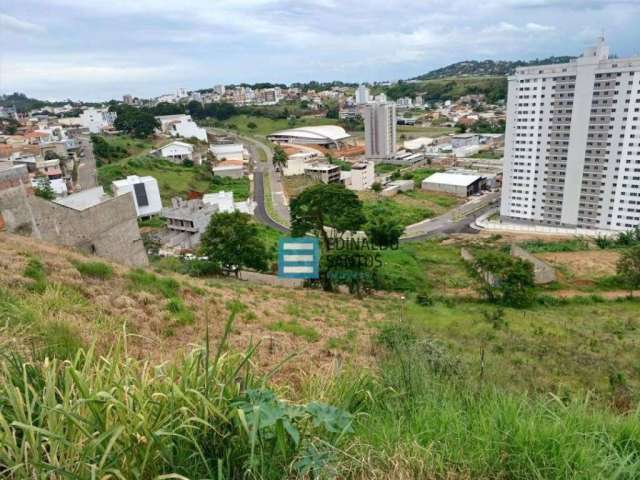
[
  {"left": 400, "top": 203, "right": 497, "bottom": 243},
  {"left": 75, "top": 134, "right": 97, "bottom": 190},
  {"left": 207, "top": 127, "right": 290, "bottom": 230},
  {"left": 401, "top": 192, "right": 500, "bottom": 242},
  {"left": 253, "top": 170, "right": 289, "bottom": 233}
]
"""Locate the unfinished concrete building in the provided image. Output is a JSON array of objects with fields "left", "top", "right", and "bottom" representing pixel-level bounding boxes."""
[{"left": 0, "top": 164, "right": 148, "bottom": 266}]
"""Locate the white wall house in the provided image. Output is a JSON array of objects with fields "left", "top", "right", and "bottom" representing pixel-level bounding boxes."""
[
  {"left": 151, "top": 141, "right": 194, "bottom": 163},
  {"left": 112, "top": 175, "right": 162, "bottom": 218},
  {"left": 155, "top": 114, "right": 208, "bottom": 142},
  {"left": 282, "top": 151, "right": 318, "bottom": 176},
  {"left": 77, "top": 108, "right": 117, "bottom": 133},
  {"left": 346, "top": 161, "right": 375, "bottom": 191},
  {"left": 209, "top": 143, "right": 246, "bottom": 162},
  {"left": 202, "top": 191, "right": 255, "bottom": 215}
]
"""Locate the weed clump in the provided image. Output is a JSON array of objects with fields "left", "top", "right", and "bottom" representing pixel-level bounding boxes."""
[{"left": 73, "top": 260, "right": 114, "bottom": 280}]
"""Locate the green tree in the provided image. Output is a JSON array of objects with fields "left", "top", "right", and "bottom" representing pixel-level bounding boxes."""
[
  {"left": 271, "top": 144, "right": 288, "bottom": 171},
  {"left": 290, "top": 183, "right": 366, "bottom": 249},
  {"left": 474, "top": 251, "right": 535, "bottom": 308},
  {"left": 113, "top": 105, "right": 160, "bottom": 138},
  {"left": 186, "top": 100, "right": 204, "bottom": 119},
  {"left": 366, "top": 207, "right": 404, "bottom": 247},
  {"left": 616, "top": 245, "right": 640, "bottom": 297},
  {"left": 371, "top": 182, "right": 382, "bottom": 194},
  {"left": 200, "top": 211, "right": 268, "bottom": 276},
  {"left": 33, "top": 176, "right": 56, "bottom": 200},
  {"left": 247, "top": 121, "right": 257, "bottom": 130}
]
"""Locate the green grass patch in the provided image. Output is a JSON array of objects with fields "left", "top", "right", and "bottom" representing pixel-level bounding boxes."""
[
  {"left": 127, "top": 268, "right": 180, "bottom": 299},
  {"left": 166, "top": 297, "right": 195, "bottom": 325},
  {"left": 269, "top": 320, "right": 320, "bottom": 342},
  {"left": 36, "top": 320, "right": 85, "bottom": 360},
  {"left": 218, "top": 114, "right": 338, "bottom": 136},
  {"left": 138, "top": 217, "right": 167, "bottom": 228},
  {"left": 362, "top": 197, "right": 435, "bottom": 228},
  {"left": 72, "top": 260, "right": 114, "bottom": 280},
  {"left": 23, "top": 257, "right": 47, "bottom": 293},
  {"left": 98, "top": 157, "right": 214, "bottom": 204},
  {"left": 210, "top": 175, "right": 250, "bottom": 200},
  {"left": 374, "top": 163, "right": 400, "bottom": 174},
  {"left": 519, "top": 238, "right": 592, "bottom": 253},
  {"left": 404, "top": 190, "right": 459, "bottom": 208}
]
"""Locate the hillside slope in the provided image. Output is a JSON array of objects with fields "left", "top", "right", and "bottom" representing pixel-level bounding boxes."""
[
  {"left": 414, "top": 56, "right": 575, "bottom": 80},
  {"left": 0, "top": 232, "right": 382, "bottom": 379}
]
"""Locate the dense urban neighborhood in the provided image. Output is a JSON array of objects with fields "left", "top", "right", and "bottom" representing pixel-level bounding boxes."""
[{"left": 2, "top": 8, "right": 640, "bottom": 476}]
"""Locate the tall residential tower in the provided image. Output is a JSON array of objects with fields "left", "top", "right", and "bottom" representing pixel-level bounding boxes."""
[
  {"left": 501, "top": 38, "right": 640, "bottom": 231},
  {"left": 363, "top": 100, "right": 397, "bottom": 162}
]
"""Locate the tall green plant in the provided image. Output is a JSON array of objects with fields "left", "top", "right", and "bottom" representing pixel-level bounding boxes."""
[{"left": 0, "top": 314, "right": 353, "bottom": 479}]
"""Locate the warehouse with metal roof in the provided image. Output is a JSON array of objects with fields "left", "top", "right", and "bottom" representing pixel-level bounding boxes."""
[{"left": 421, "top": 171, "right": 484, "bottom": 198}]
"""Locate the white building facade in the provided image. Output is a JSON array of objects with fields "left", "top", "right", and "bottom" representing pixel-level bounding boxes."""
[
  {"left": 155, "top": 115, "right": 208, "bottom": 142},
  {"left": 355, "top": 84, "right": 370, "bottom": 105},
  {"left": 78, "top": 108, "right": 117, "bottom": 133},
  {"left": 347, "top": 161, "right": 375, "bottom": 191},
  {"left": 363, "top": 101, "right": 397, "bottom": 162},
  {"left": 112, "top": 175, "right": 162, "bottom": 218},
  {"left": 501, "top": 39, "right": 640, "bottom": 231}
]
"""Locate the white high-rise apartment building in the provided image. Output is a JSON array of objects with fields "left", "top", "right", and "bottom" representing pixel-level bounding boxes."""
[
  {"left": 355, "top": 84, "right": 370, "bottom": 105},
  {"left": 501, "top": 38, "right": 640, "bottom": 231},
  {"left": 363, "top": 100, "right": 397, "bottom": 162}
]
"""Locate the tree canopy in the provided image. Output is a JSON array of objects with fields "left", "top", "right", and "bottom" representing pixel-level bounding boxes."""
[
  {"left": 200, "top": 211, "right": 268, "bottom": 275},
  {"left": 290, "top": 183, "right": 366, "bottom": 249},
  {"left": 271, "top": 145, "right": 288, "bottom": 171},
  {"left": 112, "top": 105, "right": 159, "bottom": 138},
  {"left": 365, "top": 205, "right": 404, "bottom": 247}
]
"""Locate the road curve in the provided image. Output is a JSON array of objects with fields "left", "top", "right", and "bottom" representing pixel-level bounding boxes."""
[{"left": 253, "top": 170, "right": 290, "bottom": 233}]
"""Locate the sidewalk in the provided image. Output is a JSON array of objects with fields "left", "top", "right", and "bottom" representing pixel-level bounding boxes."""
[{"left": 473, "top": 208, "right": 618, "bottom": 237}]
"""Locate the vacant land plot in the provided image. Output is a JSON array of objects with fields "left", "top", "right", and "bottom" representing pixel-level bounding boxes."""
[
  {"left": 282, "top": 174, "right": 320, "bottom": 198},
  {"left": 219, "top": 114, "right": 337, "bottom": 136},
  {"left": 402, "top": 298, "right": 640, "bottom": 400},
  {"left": 397, "top": 125, "right": 456, "bottom": 138},
  {"left": 360, "top": 188, "right": 461, "bottom": 227},
  {"left": 98, "top": 157, "right": 249, "bottom": 204},
  {"left": 538, "top": 250, "right": 620, "bottom": 285}
]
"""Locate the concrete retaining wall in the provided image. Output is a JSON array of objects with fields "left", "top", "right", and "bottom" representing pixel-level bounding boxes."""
[
  {"left": 0, "top": 165, "right": 148, "bottom": 267},
  {"left": 460, "top": 247, "right": 497, "bottom": 286},
  {"left": 510, "top": 244, "right": 556, "bottom": 284}
]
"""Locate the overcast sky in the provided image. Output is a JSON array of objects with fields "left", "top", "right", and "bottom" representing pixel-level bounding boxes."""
[{"left": 1, "top": 0, "right": 639, "bottom": 101}]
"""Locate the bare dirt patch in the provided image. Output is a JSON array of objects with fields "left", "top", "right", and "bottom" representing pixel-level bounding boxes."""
[{"left": 537, "top": 250, "right": 620, "bottom": 280}]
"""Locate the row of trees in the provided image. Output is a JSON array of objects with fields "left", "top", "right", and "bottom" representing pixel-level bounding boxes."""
[{"left": 110, "top": 105, "right": 159, "bottom": 138}]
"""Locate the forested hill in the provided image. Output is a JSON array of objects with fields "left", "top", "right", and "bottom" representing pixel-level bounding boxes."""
[{"left": 414, "top": 57, "right": 575, "bottom": 80}]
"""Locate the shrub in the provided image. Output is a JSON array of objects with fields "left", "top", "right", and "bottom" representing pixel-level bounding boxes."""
[
  {"left": 473, "top": 250, "right": 535, "bottom": 308},
  {"left": 73, "top": 260, "right": 114, "bottom": 280}
]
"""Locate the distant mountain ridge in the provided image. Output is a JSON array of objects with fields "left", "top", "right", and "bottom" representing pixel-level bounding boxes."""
[{"left": 414, "top": 57, "right": 576, "bottom": 80}]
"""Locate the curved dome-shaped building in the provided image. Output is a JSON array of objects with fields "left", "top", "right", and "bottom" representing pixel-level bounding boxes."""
[{"left": 267, "top": 125, "right": 351, "bottom": 148}]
